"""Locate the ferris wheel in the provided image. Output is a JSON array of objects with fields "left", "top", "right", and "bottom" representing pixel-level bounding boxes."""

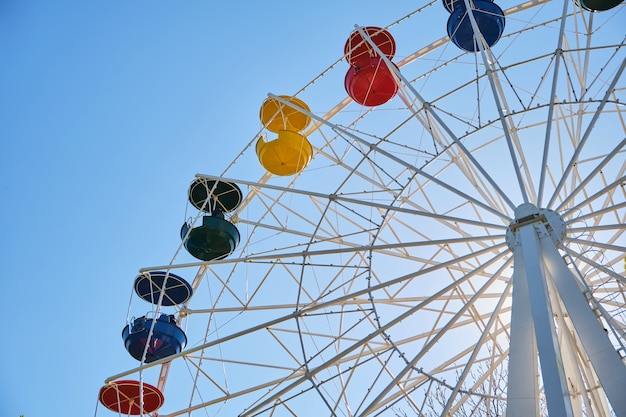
[{"left": 98, "top": 0, "right": 626, "bottom": 416}]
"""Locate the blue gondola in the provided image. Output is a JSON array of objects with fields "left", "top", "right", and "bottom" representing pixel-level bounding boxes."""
[
  {"left": 122, "top": 314, "right": 187, "bottom": 363},
  {"left": 446, "top": 0, "right": 505, "bottom": 52}
]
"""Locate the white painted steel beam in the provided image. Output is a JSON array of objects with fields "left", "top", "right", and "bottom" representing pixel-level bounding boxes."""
[
  {"left": 540, "top": 230, "right": 626, "bottom": 415},
  {"left": 507, "top": 248, "right": 540, "bottom": 417},
  {"left": 517, "top": 215, "right": 575, "bottom": 416},
  {"left": 507, "top": 202, "right": 626, "bottom": 416}
]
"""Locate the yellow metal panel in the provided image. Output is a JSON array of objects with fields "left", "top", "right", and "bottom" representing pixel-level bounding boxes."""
[
  {"left": 256, "top": 130, "right": 313, "bottom": 176},
  {"left": 259, "top": 96, "right": 311, "bottom": 133}
]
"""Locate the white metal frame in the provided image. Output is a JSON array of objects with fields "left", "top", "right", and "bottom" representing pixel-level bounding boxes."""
[{"left": 102, "top": 1, "right": 626, "bottom": 416}]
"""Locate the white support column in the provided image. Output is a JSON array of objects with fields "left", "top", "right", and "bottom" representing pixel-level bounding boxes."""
[
  {"left": 540, "top": 233, "right": 626, "bottom": 415},
  {"left": 552, "top": 293, "right": 586, "bottom": 416},
  {"left": 507, "top": 248, "right": 540, "bottom": 417},
  {"left": 556, "top": 310, "right": 613, "bottom": 416},
  {"left": 518, "top": 223, "right": 575, "bottom": 417}
]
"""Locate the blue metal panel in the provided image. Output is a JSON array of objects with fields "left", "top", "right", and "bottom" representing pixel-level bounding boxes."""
[
  {"left": 122, "top": 314, "right": 187, "bottom": 363},
  {"left": 134, "top": 271, "right": 193, "bottom": 306},
  {"left": 447, "top": 0, "right": 505, "bottom": 52}
]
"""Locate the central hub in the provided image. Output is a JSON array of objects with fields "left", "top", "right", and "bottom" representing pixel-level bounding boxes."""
[{"left": 505, "top": 203, "right": 566, "bottom": 250}]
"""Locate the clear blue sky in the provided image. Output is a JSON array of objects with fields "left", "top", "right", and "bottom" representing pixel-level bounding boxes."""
[
  {"left": 0, "top": 1, "right": 420, "bottom": 416},
  {"left": 2, "top": 1, "right": 624, "bottom": 416}
]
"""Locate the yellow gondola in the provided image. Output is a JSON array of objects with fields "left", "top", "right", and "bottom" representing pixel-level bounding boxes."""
[
  {"left": 256, "top": 130, "right": 313, "bottom": 176},
  {"left": 259, "top": 95, "right": 311, "bottom": 133}
]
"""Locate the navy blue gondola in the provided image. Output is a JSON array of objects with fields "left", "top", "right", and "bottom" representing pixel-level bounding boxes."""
[
  {"left": 447, "top": 0, "right": 505, "bottom": 52},
  {"left": 134, "top": 271, "right": 192, "bottom": 306},
  {"left": 181, "top": 210, "right": 240, "bottom": 262},
  {"left": 122, "top": 314, "right": 187, "bottom": 363},
  {"left": 442, "top": 0, "right": 476, "bottom": 13}
]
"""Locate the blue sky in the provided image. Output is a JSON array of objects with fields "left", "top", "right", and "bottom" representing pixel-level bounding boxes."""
[
  {"left": 1, "top": 1, "right": 624, "bottom": 416},
  {"left": 0, "top": 1, "right": 420, "bottom": 416}
]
